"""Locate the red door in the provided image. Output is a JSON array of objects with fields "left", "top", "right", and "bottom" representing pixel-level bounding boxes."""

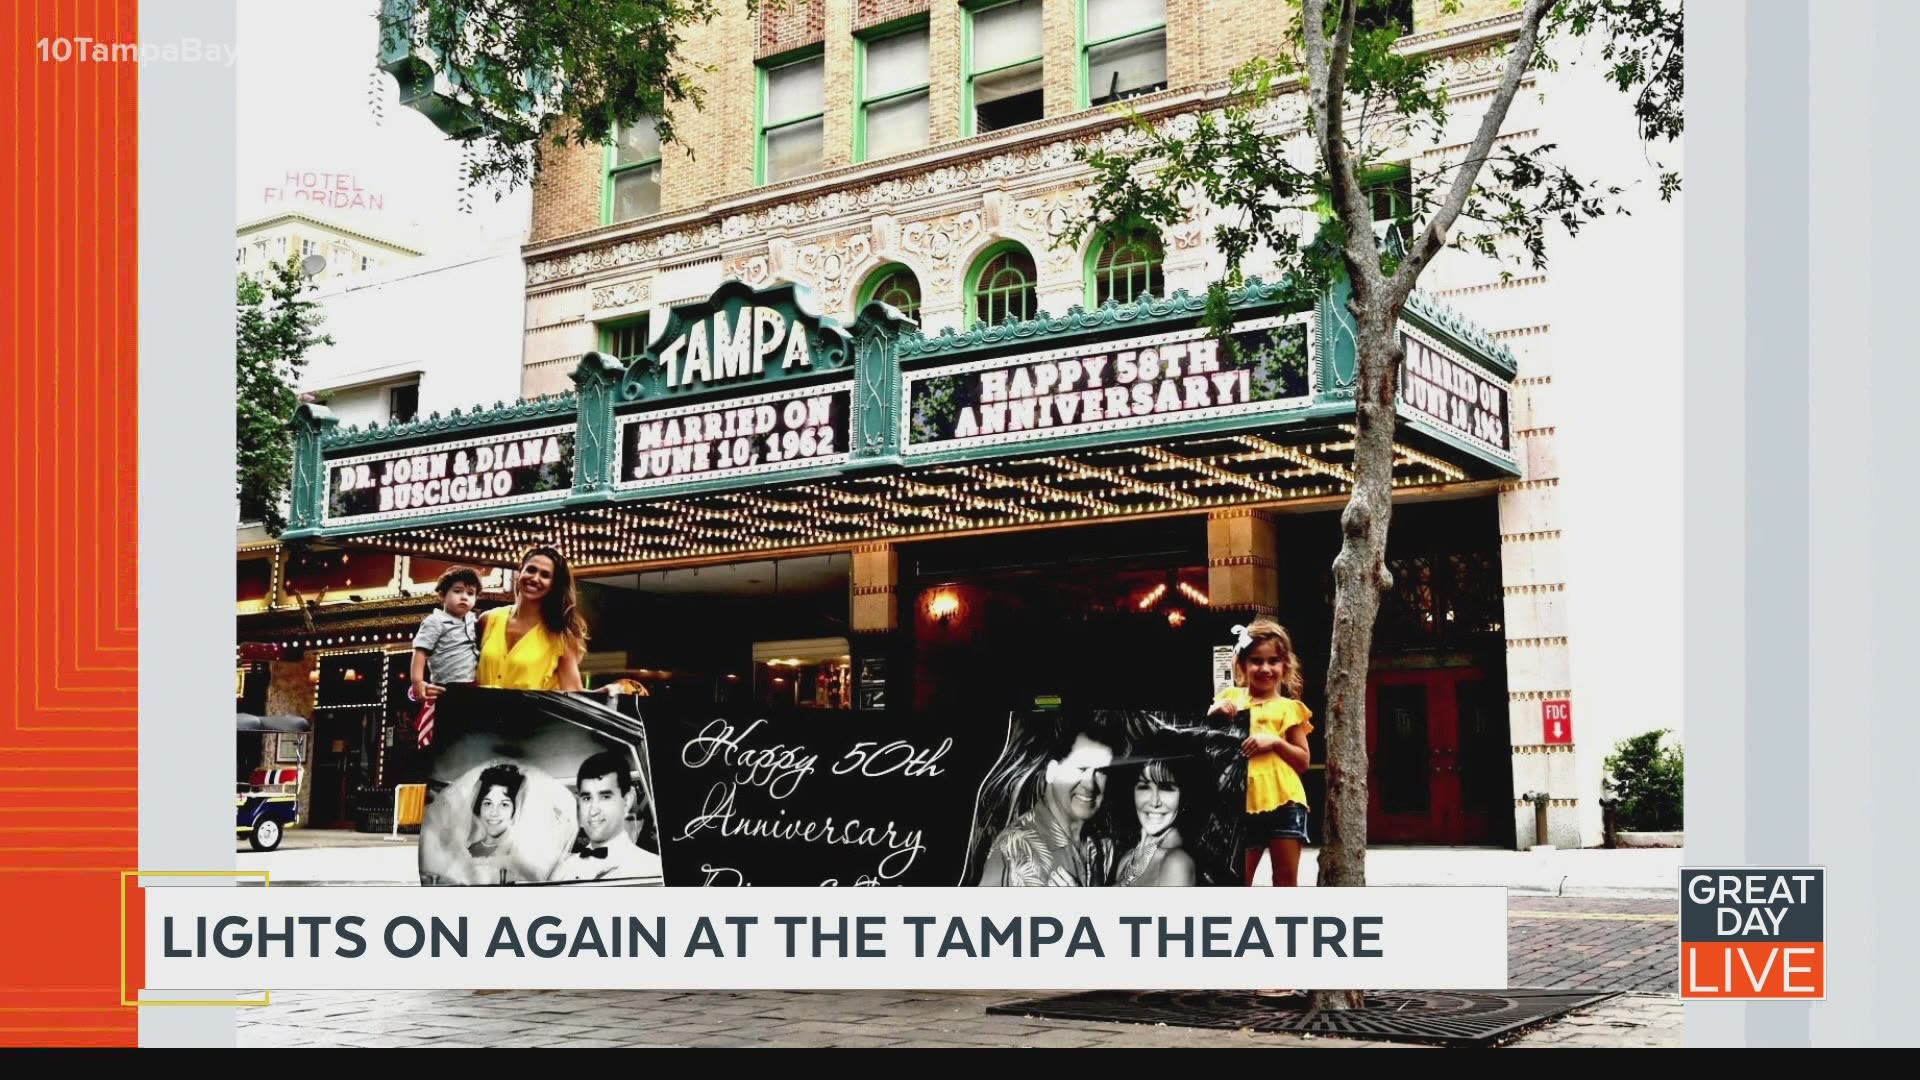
[{"left": 1366, "top": 667, "right": 1509, "bottom": 844}]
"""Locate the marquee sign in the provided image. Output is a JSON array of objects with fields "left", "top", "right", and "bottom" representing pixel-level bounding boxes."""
[
  {"left": 616, "top": 382, "right": 853, "bottom": 491},
  {"left": 324, "top": 423, "right": 577, "bottom": 526},
  {"left": 1397, "top": 327, "right": 1515, "bottom": 465},
  {"left": 900, "top": 314, "right": 1315, "bottom": 457},
  {"left": 622, "top": 281, "right": 852, "bottom": 403}
]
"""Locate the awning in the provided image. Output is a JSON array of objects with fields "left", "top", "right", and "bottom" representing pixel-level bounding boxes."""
[{"left": 281, "top": 278, "right": 1520, "bottom": 571}]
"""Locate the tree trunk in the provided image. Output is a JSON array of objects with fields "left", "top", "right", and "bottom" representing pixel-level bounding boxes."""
[{"left": 1306, "top": 310, "right": 1405, "bottom": 1013}]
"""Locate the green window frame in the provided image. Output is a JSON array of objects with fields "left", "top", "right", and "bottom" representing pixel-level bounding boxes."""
[
  {"left": 602, "top": 116, "right": 663, "bottom": 225},
  {"left": 1084, "top": 226, "right": 1165, "bottom": 308},
  {"left": 1077, "top": 0, "right": 1169, "bottom": 110},
  {"left": 1314, "top": 163, "right": 1415, "bottom": 248},
  {"left": 966, "top": 241, "right": 1038, "bottom": 328},
  {"left": 598, "top": 315, "right": 651, "bottom": 363},
  {"left": 855, "top": 18, "right": 931, "bottom": 164},
  {"left": 962, "top": 0, "right": 1045, "bottom": 137},
  {"left": 858, "top": 263, "right": 923, "bottom": 320},
  {"left": 1357, "top": 0, "right": 1416, "bottom": 37},
  {"left": 757, "top": 48, "right": 826, "bottom": 186}
]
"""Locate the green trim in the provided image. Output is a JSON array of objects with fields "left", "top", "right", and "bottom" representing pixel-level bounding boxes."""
[
  {"left": 853, "top": 16, "right": 931, "bottom": 165},
  {"left": 288, "top": 275, "right": 1526, "bottom": 547},
  {"left": 1081, "top": 224, "right": 1166, "bottom": 309},
  {"left": 858, "top": 262, "right": 922, "bottom": 318},
  {"left": 1076, "top": 0, "right": 1168, "bottom": 111},
  {"left": 962, "top": 0, "right": 1043, "bottom": 139},
  {"left": 597, "top": 314, "right": 651, "bottom": 361},
  {"left": 756, "top": 47, "right": 826, "bottom": 186},
  {"left": 964, "top": 239, "right": 1038, "bottom": 329},
  {"left": 601, "top": 120, "right": 662, "bottom": 227}
]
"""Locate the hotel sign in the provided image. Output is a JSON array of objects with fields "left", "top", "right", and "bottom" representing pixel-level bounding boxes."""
[{"left": 901, "top": 314, "right": 1315, "bottom": 457}]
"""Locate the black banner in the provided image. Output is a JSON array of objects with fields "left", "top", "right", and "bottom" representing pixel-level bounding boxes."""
[
  {"left": 906, "top": 321, "right": 1310, "bottom": 451},
  {"left": 424, "top": 691, "right": 1249, "bottom": 888},
  {"left": 1399, "top": 334, "right": 1511, "bottom": 453},
  {"left": 328, "top": 426, "right": 575, "bottom": 523},
  {"left": 617, "top": 386, "right": 851, "bottom": 489}
]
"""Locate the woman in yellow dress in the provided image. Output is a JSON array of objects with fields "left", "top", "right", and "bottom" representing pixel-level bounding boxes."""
[{"left": 476, "top": 545, "right": 588, "bottom": 692}]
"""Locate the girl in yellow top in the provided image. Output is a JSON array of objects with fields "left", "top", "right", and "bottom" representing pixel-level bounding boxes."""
[
  {"left": 1209, "top": 619, "right": 1313, "bottom": 887},
  {"left": 476, "top": 545, "right": 588, "bottom": 692}
]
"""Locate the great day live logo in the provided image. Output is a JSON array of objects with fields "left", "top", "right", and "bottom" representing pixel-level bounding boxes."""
[{"left": 1680, "top": 867, "right": 1825, "bottom": 999}]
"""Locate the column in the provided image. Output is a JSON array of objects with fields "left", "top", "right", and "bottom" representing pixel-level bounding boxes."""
[{"left": 1206, "top": 508, "right": 1279, "bottom": 615}]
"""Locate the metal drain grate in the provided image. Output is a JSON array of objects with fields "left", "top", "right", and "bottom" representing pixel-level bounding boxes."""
[{"left": 986, "top": 989, "right": 1623, "bottom": 1047}]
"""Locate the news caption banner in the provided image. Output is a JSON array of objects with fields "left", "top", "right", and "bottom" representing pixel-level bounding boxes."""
[
  {"left": 138, "top": 886, "right": 1507, "bottom": 992},
  {"left": 1680, "top": 867, "right": 1825, "bottom": 1000}
]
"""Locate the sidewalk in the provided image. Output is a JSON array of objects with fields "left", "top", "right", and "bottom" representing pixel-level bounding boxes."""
[
  {"left": 1305, "top": 845, "right": 1681, "bottom": 898},
  {"left": 243, "top": 834, "right": 1681, "bottom": 897}
]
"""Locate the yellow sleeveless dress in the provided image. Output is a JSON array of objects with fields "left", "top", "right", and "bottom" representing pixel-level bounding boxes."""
[{"left": 475, "top": 609, "right": 567, "bottom": 691}]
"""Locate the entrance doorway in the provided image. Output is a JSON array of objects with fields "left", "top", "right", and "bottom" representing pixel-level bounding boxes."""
[{"left": 1366, "top": 666, "right": 1513, "bottom": 845}]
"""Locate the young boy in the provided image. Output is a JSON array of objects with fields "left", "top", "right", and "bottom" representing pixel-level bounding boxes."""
[{"left": 410, "top": 567, "right": 483, "bottom": 747}]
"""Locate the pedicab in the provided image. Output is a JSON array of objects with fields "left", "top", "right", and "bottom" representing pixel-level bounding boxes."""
[{"left": 236, "top": 713, "right": 308, "bottom": 852}]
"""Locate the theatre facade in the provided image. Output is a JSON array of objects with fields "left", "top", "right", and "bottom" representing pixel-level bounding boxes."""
[{"left": 282, "top": 275, "right": 1536, "bottom": 847}]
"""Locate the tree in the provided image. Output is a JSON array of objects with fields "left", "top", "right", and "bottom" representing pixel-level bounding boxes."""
[
  {"left": 375, "top": 0, "right": 757, "bottom": 193},
  {"left": 1065, "top": 0, "right": 1682, "bottom": 1010},
  {"left": 237, "top": 258, "right": 334, "bottom": 533}
]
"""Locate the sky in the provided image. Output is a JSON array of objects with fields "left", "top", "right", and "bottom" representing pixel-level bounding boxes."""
[{"left": 234, "top": 0, "right": 531, "bottom": 255}]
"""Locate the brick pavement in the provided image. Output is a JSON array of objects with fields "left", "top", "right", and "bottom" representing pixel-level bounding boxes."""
[{"left": 238, "top": 897, "right": 1682, "bottom": 1048}]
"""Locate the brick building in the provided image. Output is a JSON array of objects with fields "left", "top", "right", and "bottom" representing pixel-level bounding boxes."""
[{"left": 341, "top": 0, "right": 1683, "bottom": 850}]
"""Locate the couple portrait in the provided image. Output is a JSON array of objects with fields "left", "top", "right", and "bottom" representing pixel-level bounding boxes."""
[
  {"left": 417, "top": 687, "right": 660, "bottom": 886},
  {"left": 965, "top": 710, "right": 1243, "bottom": 889}
]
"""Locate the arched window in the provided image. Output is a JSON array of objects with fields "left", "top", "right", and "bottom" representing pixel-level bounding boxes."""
[
  {"left": 967, "top": 242, "right": 1038, "bottom": 327},
  {"left": 1088, "top": 227, "right": 1165, "bottom": 307},
  {"left": 859, "top": 264, "right": 922, "bottom": 320}
]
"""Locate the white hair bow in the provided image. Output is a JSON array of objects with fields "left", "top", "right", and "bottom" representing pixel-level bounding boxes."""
[{"left": 1230, "top": 624, "right": 1254, "bottom": 655}]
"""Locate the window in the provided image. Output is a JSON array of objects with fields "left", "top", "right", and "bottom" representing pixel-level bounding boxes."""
[
  {"left": 859, "top": 264, "right": 922, "bottom": 320},
  {"left": 1081, "top": 0, "right": 1167, "bottom": 108},
  {"left": 1367, "top": 165, "right": 1414, "bottom": 251},
  {"left": 966, "top": 0, "right": 1044, "bottom": 135},
  {"left": 1313, "top": 163, "right": 1415, "bottom": 251},
  {"left": 599, "top": 316, "right": 651, "bottom": 362},
  {"left": 388, "top": 384, "right": 419, "bottom": 425},
  {"left": 606, "top": 117, "right": 663, "bottom": 223},
  {"left": 759, "top": 52, "right": 825, "bottom": 184},
  {"left": 301, "top": 239, "right": 317, "bottom": 256},
  {"left": 1357, "top": 0, "right": 1415, "bottom": 37},
  {"left": 857, "top": 23, "right": 930, "bottom": 163},
  {"left": 360, "top": 256, "right": 371, "bottom": 272},
  {"left": 967, "top": 242, "right": 1037, "bottom": 327},
  {"left": 1088, "top": 226, "right": 1165, "bottom": 307},
  {"left": 235, "top": 247, "right": 245, "bottom": 264}
]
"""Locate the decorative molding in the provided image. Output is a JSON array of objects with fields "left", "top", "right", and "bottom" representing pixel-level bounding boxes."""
[
  {"left": 1404, "top": 290, "right": 1520, "bottom": 370},
  {"left": 590, "top": 278, "right": 651, "bottom": 312},
  {"left": 789, "top": 232, "right": 876, "bottom": 314},
  {"left": 1435, "top": 274, "right": 1548, "bottom": 298},
  {"left": 1011, "top": 188, "right": 1093, "bottom": 273},
  {"left": 1500, "top": 529, "right": 1563, "bottom": 543},
  {"left": 898, "top": 211, "right": 983, "bottom": 292},
  {"left": 522, "top": 23, "right": 1527, "bottom": 290},
  {"left": 319, "top": 393, "right": 579, "bottom": 450},
  {"left": 893, "top": 277, "right": 1301, "bottom": 361}
]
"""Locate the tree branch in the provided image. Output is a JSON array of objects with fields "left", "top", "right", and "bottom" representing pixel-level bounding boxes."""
[{"left": 1391, "top": 0, "right": 1553, "bottom": 299}]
